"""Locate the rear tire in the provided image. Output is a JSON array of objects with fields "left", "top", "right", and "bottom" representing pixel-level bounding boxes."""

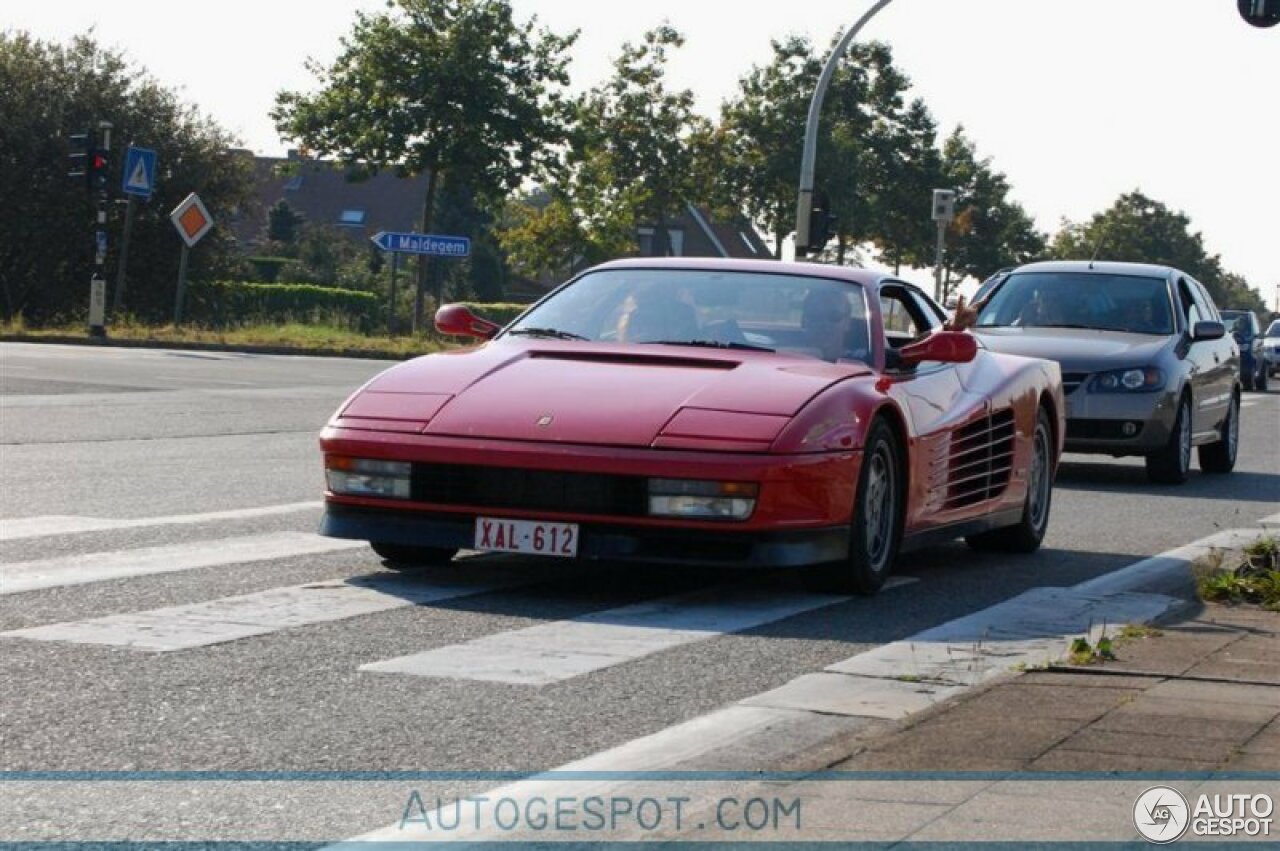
[
  {"left": 1258, "top": 369, "right": 1269, "bottom": 393},
  {"left": 966, "top": 407, "right": 1054, "bottom": 553},
  {"left": 1199, "top": 393, "right": 1239, "bottom": 475},
  {"left": 1243, "top": 371, "right": 1255, "bottom": 392},
  {"left": 1146, "top": 395, "right": 1192, "bottom": 485},
  {"left": 806, "top": 418, "right": 903, "bottom": 596},
  {"left": 370, "top": 542, "right": 458, "bottom": 570}
]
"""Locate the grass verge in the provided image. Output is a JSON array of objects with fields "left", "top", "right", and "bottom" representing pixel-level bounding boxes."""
[{"left": 1, "top": 317, "right": 449, "bottom": 358}]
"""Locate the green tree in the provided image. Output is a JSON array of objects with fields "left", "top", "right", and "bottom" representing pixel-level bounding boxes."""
[
  {"left": 266, "top": 199, "right": 304, "bottom": 245},
  {"left": 272, "top": 0, "right": 577, "bottom": 330},
  {"left": 0, "top": 32, "right": 254, "bottom": 322},
  {"left": 938, "top": 126, "right": 1045, "bottom": 297},
  {"left": 575, "top": 25, "right": 708, "bottom": 256},
  {"left": 1048, "top": 191, "right": 1265, "bottom": 312}
]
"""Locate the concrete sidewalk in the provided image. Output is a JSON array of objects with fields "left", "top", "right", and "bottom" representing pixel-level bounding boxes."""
[{"left": 832, "top": 601, "right": 1280, "bottom": 775}]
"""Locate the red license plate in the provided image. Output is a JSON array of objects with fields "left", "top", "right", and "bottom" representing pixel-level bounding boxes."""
[{"left": 474, "top": 517, "right": 579, "bottom": 558}]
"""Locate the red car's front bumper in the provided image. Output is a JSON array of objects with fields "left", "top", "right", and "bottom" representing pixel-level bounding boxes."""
[{"left": 319, "top": 427, "right": 861, "bottom": 568}]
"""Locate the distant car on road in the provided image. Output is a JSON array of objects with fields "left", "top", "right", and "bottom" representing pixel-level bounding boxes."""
[
  {"left": 1221, "top": 309, "right": 1268, "bottom": 392},
  {"left": 1265, "top": 319, "right": 1280, "bottom": 378},
  {"left": 319, "top": 258, "right": 1065, "bottom": 595},
  {"left": 972, "top": 261, "right": 1239, "bottom": 484}
]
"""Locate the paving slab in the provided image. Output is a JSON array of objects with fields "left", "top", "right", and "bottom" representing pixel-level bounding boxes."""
[
  {"left": 1089, "top": 708, "right": 1267, "bottom": 743},
  {"left": 1145, "top": 677, "right": 1280, "bottom": 707},
  {"left": 907, "top": 789, "right": 1135, "bottom": 842},
  {"left": 1184, "top": 635, "right": 1280, "bottom": 684},
  {"left": 947, "top": 682, "right": 1136, "bottom": 722},
  {"left": 1027, "top": 749, "right": 1221, "bottom": 772},
  {"left": 742, "top": 673, "right": 965, "bottom": 719},
  {"left": 1054, "top": 728, "right": 1242, "bottom": 763}
]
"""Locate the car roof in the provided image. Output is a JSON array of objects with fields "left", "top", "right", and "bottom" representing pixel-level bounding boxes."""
[
  {"left": 590, "top": 257, "right": 890, "bottom": 287},
  {"left": 1007, "top": 260, "right": 1176, "bottom": 279}
]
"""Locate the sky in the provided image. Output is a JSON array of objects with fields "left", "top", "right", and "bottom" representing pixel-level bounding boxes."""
[{"left": 6, "top": 1, "right": 1278, "bottom": 301}]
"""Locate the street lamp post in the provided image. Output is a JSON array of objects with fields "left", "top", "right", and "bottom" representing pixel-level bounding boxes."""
[{"left": 795, "top": 0, "right": 898, "bottom": 258}]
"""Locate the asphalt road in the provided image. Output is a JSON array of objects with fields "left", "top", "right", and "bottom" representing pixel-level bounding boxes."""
[{"left": 1, "top": 342, "right": 1277, "bottom": 835}]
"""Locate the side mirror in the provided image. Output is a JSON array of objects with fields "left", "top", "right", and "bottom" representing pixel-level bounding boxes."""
[
  {"left": 1192, "top": 321, "right": 1226, "bottom": 342},
  {"left": 435, "top": 304, "right": 500, "bottom": 340},
  {"left": 897, "top": 330, "right": 978, "bottom": 367}
]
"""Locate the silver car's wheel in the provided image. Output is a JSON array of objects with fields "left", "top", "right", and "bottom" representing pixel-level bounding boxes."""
[{"left": 1200, "top": 394, "right": 1239, "bottom": 474}]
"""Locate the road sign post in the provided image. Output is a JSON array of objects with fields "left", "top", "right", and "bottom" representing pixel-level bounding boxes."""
[
  {"left": 371, "top": 231, "right": 471, "bottom": 335},
  {"left": 113, "top": 146, "right": 157, "bottom": 316},
  {"left": 169, "top": 193, "right": 215, "bottom": 326}
]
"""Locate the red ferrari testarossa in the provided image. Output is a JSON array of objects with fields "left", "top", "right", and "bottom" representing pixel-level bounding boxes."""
[{"left": 321, "top": 258, "right": 1064, "bottom": 593}]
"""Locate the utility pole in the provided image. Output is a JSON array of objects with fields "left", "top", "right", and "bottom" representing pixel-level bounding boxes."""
[
  {"left": 794, "top": 0, "right": 897, "bottom": 257},
  {"left": 89, "top": 121, "right": 113, "bottom": 338},
  {"left": 931, "top": 189, "right": 957, "bottom": 303}
]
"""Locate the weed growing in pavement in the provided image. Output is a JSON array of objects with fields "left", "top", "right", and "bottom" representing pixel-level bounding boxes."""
[
  {"left": 1194, "top": 535, "right": 1280, "bottom": 611},
  {"left": 1118, "top": 623, "right": 1163, "bottom": 642}
]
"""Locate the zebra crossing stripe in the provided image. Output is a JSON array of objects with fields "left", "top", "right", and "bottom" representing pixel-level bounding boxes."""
[
  {"left": 359, "top": 577, "right": 915, "bottom": 686},
  {"left": 0, "top": 532, "right": 363, "bottom": 596},
  {"left": 0, "top": 502, "right": 322, "bottom": 542},
  {"left": 2, "top": 573, "right": 510, "bottom": 651}
]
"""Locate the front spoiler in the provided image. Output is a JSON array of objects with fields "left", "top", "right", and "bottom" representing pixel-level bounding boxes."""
[{"left": 321, "top": 503, "right": 850, "bottom": 569}]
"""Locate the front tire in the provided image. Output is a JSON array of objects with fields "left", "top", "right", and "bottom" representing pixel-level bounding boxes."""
[
  {"left": 1258, "top": 368, "right": 1269, "bottom": 393},
  {"left": 1146, "top": 394, "right": 1192, "bottom": 484},
  {"left": 1199, "top": 393, "right": 1239, "bottom": 474},
  {"left": 370, "top": 542, "right": 459, "bottom": 570},
  {"left": 807, "top": 418, "right": 903, "bottom": 595},
  {"left": 966, "top": 407, "right": 1054, "bottom": 553}
]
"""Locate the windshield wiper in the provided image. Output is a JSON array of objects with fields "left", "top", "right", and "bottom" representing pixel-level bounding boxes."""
[
  {"left": 507, "top": 327, "right": 588, "bottom": 341},
  {"left": 641, "top": 339, "right": 776, "bottom": 353}
]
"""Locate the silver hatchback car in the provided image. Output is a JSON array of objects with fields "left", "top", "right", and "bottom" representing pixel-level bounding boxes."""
[{"left": 973, "top": 261, "right": 1240, "bottom": 484}]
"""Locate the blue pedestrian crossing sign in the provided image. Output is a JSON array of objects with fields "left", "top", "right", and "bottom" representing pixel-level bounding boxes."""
[{"left": 122, "top": 147, "right": 157, "bottom": 199}]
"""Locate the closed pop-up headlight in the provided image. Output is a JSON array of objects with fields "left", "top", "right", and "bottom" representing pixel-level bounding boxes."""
[
  {"left": 1090, "top": 367, "right": 1165, "bottom": 393},
  {"left": 648, "top": 479, "right": 758, "bottom": 521},
  {"left": 326, "top": 457, "right": 412, "bottom": 499}
]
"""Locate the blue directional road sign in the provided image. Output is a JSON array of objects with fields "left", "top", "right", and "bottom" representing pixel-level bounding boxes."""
[
  {"left": 372, "top": 231, "right": 471, "bottom": 258},
  {"left": 122, "top": 146, "right": 158, "bottom": 199}
]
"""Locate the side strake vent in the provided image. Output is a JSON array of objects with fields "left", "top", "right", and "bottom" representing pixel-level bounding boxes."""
[{"left": 945, "top": 409, "right": 1016, "bottom": 510}]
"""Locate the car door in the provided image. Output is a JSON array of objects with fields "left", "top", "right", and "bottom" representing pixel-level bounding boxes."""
[
  {"left": 1175, "top": 276, "right": 1229, "bottom": 436},
  {"left": 875, "top": 282, "right": 987, "bottom": 532}
]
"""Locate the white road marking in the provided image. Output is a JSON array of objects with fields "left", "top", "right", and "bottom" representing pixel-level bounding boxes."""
[
  {"left": 0, "top": 533, "right": 363, "bottom": 596},
  {"left": 0, "top": 502, "right": 322, "bottom": 542},
  {"left": 360, "top": 577, "right": 915, "bottom": 685},
  {"left": 2, "top": 574, "right": 511, "bottom": 651}
]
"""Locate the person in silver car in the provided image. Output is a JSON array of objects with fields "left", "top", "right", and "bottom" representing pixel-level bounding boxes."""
[{"left": 973, "top": 261, "right": 1240, "bottom": 484}]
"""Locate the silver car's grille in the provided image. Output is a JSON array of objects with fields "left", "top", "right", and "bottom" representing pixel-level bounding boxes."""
[
  {"left": 1061, "top": 372, "right": 1090, "bottom": 395},
  {"left": 944, "top": 409, "right": 1016, "bottom": 511}
]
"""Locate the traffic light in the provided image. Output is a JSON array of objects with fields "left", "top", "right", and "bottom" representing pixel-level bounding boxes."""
[
  {"left": 68, "top": 131, "right": 91, "bottom": 185},
  {"left": 809, "top": 190, "right": 835, "bottom": 253},
  {"left": 1239, "top": 0, "right": 1280, "bottom": 27},
  {"left": 88, "top": 148, "right": 110, "bottom": 194}
]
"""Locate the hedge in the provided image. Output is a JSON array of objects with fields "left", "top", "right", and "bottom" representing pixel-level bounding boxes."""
[
  {"left": 186, "top": 281, "right": 379, "bottom": 330},
  {"left": 458, "top": 302, "right": 531, "bottom": 328}
]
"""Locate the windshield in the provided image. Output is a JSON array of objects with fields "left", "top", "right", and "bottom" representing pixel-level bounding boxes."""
[
  {"left": 505, "top": 268, "right": 872, "bottom": 363},
  {"left": 975, "top": 272, "right": 1174, "bottom": 335},
  {"left": 1267, "top": 320, "right": 1280, "bottom": 338}
]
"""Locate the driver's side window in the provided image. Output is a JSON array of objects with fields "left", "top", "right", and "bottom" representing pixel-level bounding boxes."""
[
  {"left": 879, "top": 285, "right": 940, "bottom": 370},
  {"left": 1177, "top": 279, "right": 1203, "bottom": 328}
]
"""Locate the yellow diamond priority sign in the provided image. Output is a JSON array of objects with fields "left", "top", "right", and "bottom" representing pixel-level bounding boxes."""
[{"left": 169, "top": 192, "right": 214, "bottom": 247}]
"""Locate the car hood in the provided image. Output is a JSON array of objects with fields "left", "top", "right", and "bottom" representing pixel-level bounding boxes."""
[
  {"left": 337, "top": 340, "right": 870, "bottom": 449},
  {"left": 974, "top": 328, "right": 1173, "bottom": 372}
]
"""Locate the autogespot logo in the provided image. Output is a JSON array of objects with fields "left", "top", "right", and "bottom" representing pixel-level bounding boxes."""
[{"left": 1134, "top": 786, "right": 1191, "bottom": 844}]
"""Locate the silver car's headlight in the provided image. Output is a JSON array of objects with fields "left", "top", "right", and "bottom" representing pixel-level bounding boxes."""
[{"left": 1089, "top": 367, "right": 1165, "bottom": 393}]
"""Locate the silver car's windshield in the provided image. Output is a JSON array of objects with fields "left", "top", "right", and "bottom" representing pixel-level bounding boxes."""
[
  {"left": 1267, "top": 320, "right": 1280, "bottom": 338},
  {"left": 976, "top": 272, "right": 1175, "bottom": 335},
  {"left": 505, "top": 269, "right": 873, "bottom": 364}
]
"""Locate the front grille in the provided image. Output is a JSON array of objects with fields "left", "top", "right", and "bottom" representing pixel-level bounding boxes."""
[
  {"left": 411, "top": 463, "right": 649, "bottom": 517},
  {"left": 1066, "top": 419, "right": 1145, "bottom": 441},
  {"left": 944, "top": 410, "right": 1016, "bottom": 510},
  {"left": 1061, "top": 372, "right": 1090, "bottom": 396}
]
